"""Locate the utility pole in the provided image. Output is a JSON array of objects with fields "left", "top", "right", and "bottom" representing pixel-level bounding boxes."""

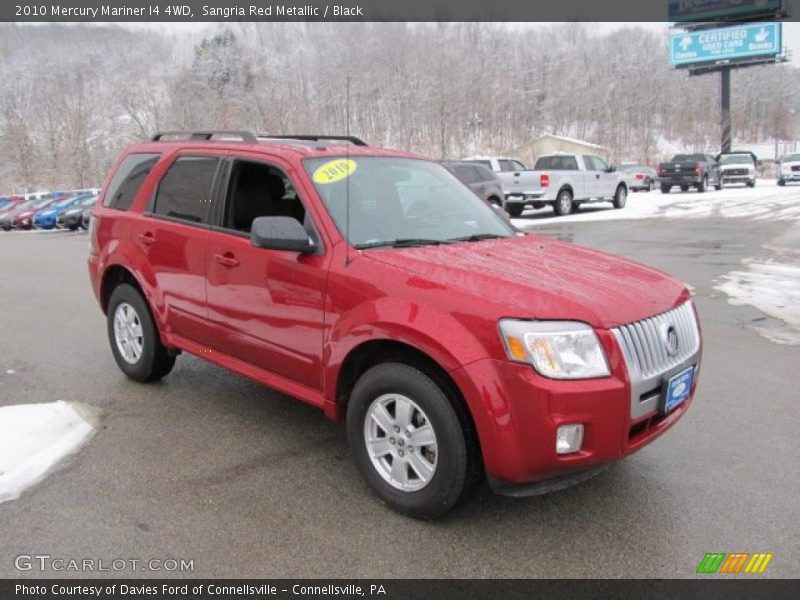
[{"left": 721, "top": 67, "right": 732, "bottom": 153}]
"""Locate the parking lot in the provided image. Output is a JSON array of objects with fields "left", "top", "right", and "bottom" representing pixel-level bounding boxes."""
[{"left": 1, "top": 184, "right": 798, "bottom": 579}]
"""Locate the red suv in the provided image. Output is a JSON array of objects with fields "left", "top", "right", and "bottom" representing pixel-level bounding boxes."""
[{"left": 88, "top": 131, "right": 702, "bottom": 519}]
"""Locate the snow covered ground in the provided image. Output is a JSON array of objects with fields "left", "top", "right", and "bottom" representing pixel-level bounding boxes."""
[
  {"left": 715, "top": 260, "right": 800, "bottom": 345},
  {"left": 0, "top": 401, "right": 95, "bottom": 503},
  {"left": 510, "top": 180, "right": 800, "bottom": 226}
]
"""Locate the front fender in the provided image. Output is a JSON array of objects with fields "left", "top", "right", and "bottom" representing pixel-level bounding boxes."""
[{"left": 323, "top": 297, "right": 491, "bottom": 405}]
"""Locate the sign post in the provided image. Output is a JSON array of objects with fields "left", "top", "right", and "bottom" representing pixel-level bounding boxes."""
[{"left": 668, "top": 0, "right": 789, "bottom": 155}]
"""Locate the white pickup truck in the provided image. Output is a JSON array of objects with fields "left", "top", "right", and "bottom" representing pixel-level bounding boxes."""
[{"left": 463, "top": 154, "right": 628, "bottom": 217}]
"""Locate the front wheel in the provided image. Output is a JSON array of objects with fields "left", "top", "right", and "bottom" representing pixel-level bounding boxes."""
[
  {"left": 347, "top": 363, "right": 482, "bottom": 520},
  {"left": 553, "top": 189, "right": 574, "bottom": 216},
  {"left": 747, "top": 179, "right": 756, "bottom": 188},
  {"left": 107, "top": 283, "right": 176, "bottom": 382},
  {"left": 778, "top": 179, "right": 786, "bottom": 187},
  {"left": 613, "top": 185, "right": 627, "bottom": 209}
]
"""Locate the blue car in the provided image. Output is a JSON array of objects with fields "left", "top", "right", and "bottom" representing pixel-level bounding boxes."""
[{"left": 32, "top": 194, "right": 95, "bottom": 230}]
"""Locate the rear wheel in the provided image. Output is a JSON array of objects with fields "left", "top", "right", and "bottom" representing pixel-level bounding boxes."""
[
  {"left": 553, "top": 189, "right": 574, "bottom": 216},
  {"left": 613, "top": 185, "right": 627, "bottom": 209},
  {"left": 661, "top": 185, "right": 671, "bottom": 194},
  {"left": 107, "top": 283, "right": 176, "bottom": 382},
  {"left": 346, "top": 363, "right": 482, "bottom": 520},
  {"left": 697, "top": 175, "right": 707, "bottom": 193},
  {"left": 505, "top": 204, "right": 524, "bottom": 217},
  {"left": 680, "top": 185, "right": 689, "bottom": 192}
]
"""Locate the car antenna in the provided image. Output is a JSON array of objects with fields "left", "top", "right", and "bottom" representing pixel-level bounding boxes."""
[{"left": 345, "top": 74, "right": 352, "bottom": 267}]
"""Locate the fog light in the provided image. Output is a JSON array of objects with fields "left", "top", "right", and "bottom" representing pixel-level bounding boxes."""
[{"left": 556, "top": 424, "right": 584, "bottom": 454}]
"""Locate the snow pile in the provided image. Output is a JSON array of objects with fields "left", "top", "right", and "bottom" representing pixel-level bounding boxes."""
[
  {"left": 715, "top": 260, "right": 800, "bottom": 346},
  {"left": 0, "top": 401, "right": 95, "bottom": 503}
]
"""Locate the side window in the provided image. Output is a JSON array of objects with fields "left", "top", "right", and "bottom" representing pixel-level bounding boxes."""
[
  {"left": 103, "top": 153, "right": 160, "bottom": 210},
  {"left": 474, "top": 160, "right": 493, "bottom": 170},
  {"left": 591, "top": 156, "right": 609, "bottom": 172},
  {"left": 497, "top": 159, "right": 515, "bottom": 172},
  {"left": 562, "top": 156, "right": 578, "bottom": 170},
  {"left": 223, "top": 160, "right": 309, "bottom": 236},
  {"left": 510, "top": 160, "right": 527, "bottom": 171},
  {"left": 452, "top": 165, "right": 477, "bottom": 184},
  {"left": 153, "top": 156, "right": 219, "bottom": 224},
  {"left": 582, "top": 155, "right": 596, "bottom": 171}
]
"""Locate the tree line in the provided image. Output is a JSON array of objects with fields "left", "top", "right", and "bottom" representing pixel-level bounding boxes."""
[{"left": 0, "top": 22, "right": 797, "bottom": 191}]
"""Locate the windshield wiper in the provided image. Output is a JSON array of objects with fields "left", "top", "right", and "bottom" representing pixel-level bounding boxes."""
[
  {"left": 354, "top": 238, "right": 455, "bottom": 250},
  {"left": 446, "top": 233, "right": 509, "bottom": 243}
]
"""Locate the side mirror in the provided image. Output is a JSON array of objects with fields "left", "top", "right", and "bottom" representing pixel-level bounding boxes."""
[
  {"left": 250, "top": 216, "right": 316, "bottom": 253},
  {"left": 606, "top": 165, "right": 616, "bottom": 173}
]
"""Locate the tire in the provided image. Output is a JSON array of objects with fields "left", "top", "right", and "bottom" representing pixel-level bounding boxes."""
[
  {"left": 346, "top": 362, "right": 482, "bottom": 520},
  {"left": 107, "top": 283, "right": 176, "bottom": 382},
  {"left": 68, "top": 224, "right": 79, "bottom": 231},
  {"left": 680, "top": 185, "right": 689, "bottom": 192},
  {"left": 778, "top": 179, "right": 786, "bottom": 187},
  {"left": 648, "top": 180, "right": 654, "bottom": 192},
  {"left": 612, "top": 185, "right": 627, "bottom": 209},
  {"left": 715, "top": 180, "right": 723, "bottom": 191},
  {"left": 697, "top": 175, "right": 707, "bottom": 193},
  {"left": 553, "top": 189, "right": 573, "bottom": 216},
  {"left": 487, "top": 196, "right": 502, "bottom": 208},
  {"left": 505, "top": 204, "right": 524, "bottom": 218},
  {"left": 747, "top": 179, "right": 756, "bottom": 188},
  {"left": 661, "top": 185, "right": 671, "bottom": 194}
]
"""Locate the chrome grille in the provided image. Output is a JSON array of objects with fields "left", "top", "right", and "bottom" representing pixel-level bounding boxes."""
[{"left": 612, "top": 301, "right": 700, "bottom": 380}]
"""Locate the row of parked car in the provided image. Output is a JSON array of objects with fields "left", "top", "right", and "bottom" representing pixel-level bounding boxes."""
[
  {"left": 442, "top": 149, "right": 786, "bottom": 218},
  {"left": 0, "top": 190, "right": 99, "bottom": 232}
]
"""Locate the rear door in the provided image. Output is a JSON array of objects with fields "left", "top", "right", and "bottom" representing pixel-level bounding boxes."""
[{"left": 132, "top": 153, "right": 221, "bottom": 346}]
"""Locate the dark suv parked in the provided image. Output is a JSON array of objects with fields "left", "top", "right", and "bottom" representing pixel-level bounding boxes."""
[
  {"left": 88, "top": 131, "right": 701, "bottom": 519},
  {"left": 441, "top": 160, "right": 505, "bottom": 208}
]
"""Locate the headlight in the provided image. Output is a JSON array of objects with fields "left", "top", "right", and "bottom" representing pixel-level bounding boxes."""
[{"left": 498, "top": 320, "right": 610, "bottom": 379}]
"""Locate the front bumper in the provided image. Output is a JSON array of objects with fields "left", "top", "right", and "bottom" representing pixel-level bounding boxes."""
[
  {"left": 451, "top": 306, "right": 701, "bottom": 491},
  {"left": 780, "top": 172, "right": 800, "bottom": 181}
]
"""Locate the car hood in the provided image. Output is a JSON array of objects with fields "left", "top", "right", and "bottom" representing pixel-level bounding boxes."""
[{"left": 363, "top": 235, "right": 688, "bottom": 329}]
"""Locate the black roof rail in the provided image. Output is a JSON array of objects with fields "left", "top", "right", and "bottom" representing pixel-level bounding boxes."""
[
  {"left": 151, "top": 131, "right": 258, "bottom": 143},
  {"left": 258, "top": 134, "right": 367, "bottom": 146}
]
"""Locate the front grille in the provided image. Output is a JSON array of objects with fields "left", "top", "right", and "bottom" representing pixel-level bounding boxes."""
[
  {"left": 792, "top": 165, "right": 800, "bottom": 172},
  {"left": 612, "top": 301, "right": 700, "bottom": 380},
  {"left": 726, "top": 169, "right": 747, "bottom": 176}
]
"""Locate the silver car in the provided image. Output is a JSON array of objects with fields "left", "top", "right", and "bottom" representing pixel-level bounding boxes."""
[
  {"left": 619, "top": 165, "right": 658, "bottom": 192},
  {"left": 442, "top": 161, "right": 505, "bottom": 208}
]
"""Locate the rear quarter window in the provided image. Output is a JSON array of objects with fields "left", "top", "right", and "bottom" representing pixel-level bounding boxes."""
[{"left": 103, "top": 153, "right": 161, "bottom": 210}]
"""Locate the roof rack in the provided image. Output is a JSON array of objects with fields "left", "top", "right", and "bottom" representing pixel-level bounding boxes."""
[
  {"left": 150, "top": 131, "right": 368, "bottom": 147},
  {"left": 258, "top": 134, "right": 368, "bottom": 146},
  {"left": 151, "top": 131, "right": 258, "bottom": 142}
]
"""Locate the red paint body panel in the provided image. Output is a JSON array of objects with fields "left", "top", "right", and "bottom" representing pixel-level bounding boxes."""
[{"left": 88, "top": 139, "right": 701, "bottom": 488}]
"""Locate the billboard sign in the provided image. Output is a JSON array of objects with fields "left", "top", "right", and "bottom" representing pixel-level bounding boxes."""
[
  {"left": 669, "top": 0, "right": 783, "bottom": 22},
  {"left": 670, "top": 22, "right": 782, "bottom": 67}
]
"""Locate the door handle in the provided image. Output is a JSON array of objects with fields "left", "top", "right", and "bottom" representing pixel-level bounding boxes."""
[
  {"left": 596, "top": 174, "right": 601, "bottom": 179},
  {"left": 137, "top": 232, "right": 155, "bottom": 245},
  {"left": 513, "top": 172, "right": 520, "bottom": 176},
  {"left": 214, "top": 252, "right": 240, "bottom": 268}
]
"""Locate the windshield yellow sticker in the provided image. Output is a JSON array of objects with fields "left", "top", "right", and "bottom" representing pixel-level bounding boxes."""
[{"left": 312, "top": 159, "right": 357, "bottom": 184}]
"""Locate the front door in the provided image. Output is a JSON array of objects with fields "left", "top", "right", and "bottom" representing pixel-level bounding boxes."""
[{"left": 204, "top": 157, "right": 328, "bottom": 390}]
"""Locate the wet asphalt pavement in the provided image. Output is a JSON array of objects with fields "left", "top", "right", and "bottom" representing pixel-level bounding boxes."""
[{"left": 0, "top": 213, "right": 798, "bottom": 579}]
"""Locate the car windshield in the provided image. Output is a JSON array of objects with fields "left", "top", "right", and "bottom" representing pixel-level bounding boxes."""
[
  {"left": 673, "top": 154, "right": 705, "bottom": 162},
  {"left": 719, "top": 155, "right": 753, "bottom": 165},
  {"left": 783, "top": 154, "right": 800, "bottom": 162},
  {"left": 304, "top": 156, "right": 514, "bottom": 249},
  {"left": 78, "top": 196, "right": 97, "bottom": 207}
]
